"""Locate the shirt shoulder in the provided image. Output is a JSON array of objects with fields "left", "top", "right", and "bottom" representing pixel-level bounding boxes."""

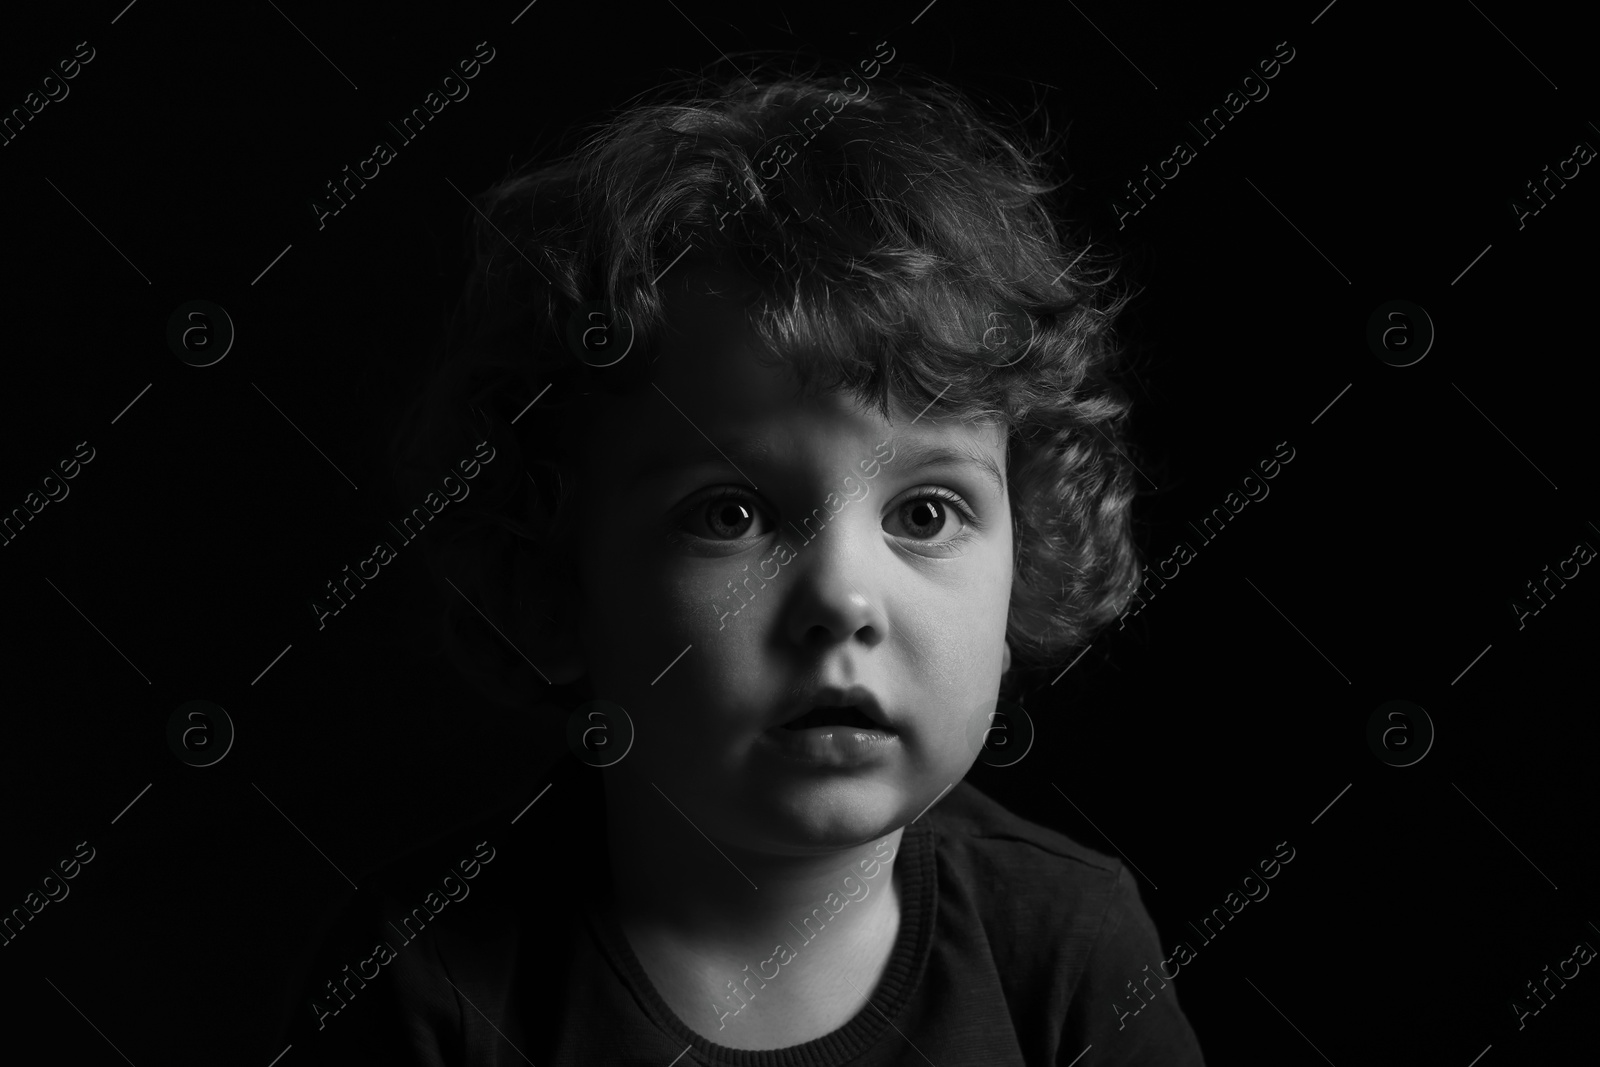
[
  {"left": 925, "top": 781, "right": 1205, "bottom": 1066},
  {"left": 928, "top": 777, "right": 1126, "bottom": 902},
  {"left": 274, "top": 801, "right": 537, "bottom": 1066},
  {"left": 928, "top": 780, "right": 1124, "bottom": 872},
  {"left": 925, "top": 781, "right": 1127, "bottom": 972}
]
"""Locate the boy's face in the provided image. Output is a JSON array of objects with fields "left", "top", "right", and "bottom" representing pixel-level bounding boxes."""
[{"left": 571, "top": 269, "right": 1014, "bottom": 855}]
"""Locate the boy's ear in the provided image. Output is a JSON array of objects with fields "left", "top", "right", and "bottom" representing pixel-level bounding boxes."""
[
  {"left": 512, "top": 542, "right": 588, "bottom": 686},
  {"left": 499, "top": 458, "right": 590, "bottom": 689},
  {"left": 1002, "top": 640, "right": 1012, "bottom": 675}
]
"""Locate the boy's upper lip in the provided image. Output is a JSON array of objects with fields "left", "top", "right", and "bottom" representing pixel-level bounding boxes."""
[{"left": 776, "top": 685, "right": 896, "bottom": 732}]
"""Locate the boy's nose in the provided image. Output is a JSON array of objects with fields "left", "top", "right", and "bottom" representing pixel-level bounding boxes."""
[{"left": 781, "top": 522, "right": 888, "bottom": 651}]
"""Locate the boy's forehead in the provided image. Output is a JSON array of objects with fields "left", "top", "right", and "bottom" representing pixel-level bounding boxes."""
[
  {"left": 651, "top": 270, "right": 883, "bottom": 433},
  {"left": 657, "top": 271, "right": 810, "bottom": 412},
  {"left": 583, "top": 267, "right": 1005, "bottom": 480}
]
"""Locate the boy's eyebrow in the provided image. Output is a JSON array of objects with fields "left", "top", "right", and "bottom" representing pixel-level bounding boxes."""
[
  {"left": 627, "top": 434, "right": 1007, "bottom": 498},
  {"left": 888, "top": 439, "right": 1008, "bottom": 499},
  {"left": 628, "top": 433, "right": 773, "bottom": 489}
]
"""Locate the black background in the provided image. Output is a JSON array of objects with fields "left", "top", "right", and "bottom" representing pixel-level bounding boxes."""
[{"left": 1, "top": 1, "right": 1595, "bottom": 1064}]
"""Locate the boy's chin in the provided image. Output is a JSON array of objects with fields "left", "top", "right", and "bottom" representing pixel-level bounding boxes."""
[{"left": 746, "top": 777, "right": 913, "bottom": 853}]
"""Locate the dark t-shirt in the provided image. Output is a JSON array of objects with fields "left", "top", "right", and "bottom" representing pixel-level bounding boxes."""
[{"left": 279, "top": 763, "right": 1205, "bottom": 1065}]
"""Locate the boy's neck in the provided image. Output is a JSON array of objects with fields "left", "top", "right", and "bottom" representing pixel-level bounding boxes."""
[
  {"left": 597, "top": 772, "right": 910, "bottom": 1047},
  {"left": 599, "top": 772, "right": 905, "bottom": 945}
]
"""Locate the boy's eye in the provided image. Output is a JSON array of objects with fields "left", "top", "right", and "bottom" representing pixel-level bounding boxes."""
[
  {"left": 681, "top": 489, "right": 772, "bottom": 540},
  {"left": 676, "top": 487, "right": 975, "bottom": 544},
  {"left": 884, "top": 489, "right": 973, "bottom": 542}
]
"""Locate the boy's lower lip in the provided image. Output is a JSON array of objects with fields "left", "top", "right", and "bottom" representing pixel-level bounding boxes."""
[{"left": 758, "top": 725, "right": 901, "bottom": 768}]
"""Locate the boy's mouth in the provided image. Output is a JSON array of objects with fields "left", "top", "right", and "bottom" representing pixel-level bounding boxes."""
[
  {"left": 781, "top": 705, "right": 892, "bottom": 732},
  {"left": 773, "top": 684, "right": 898, "bottom": 736},
  {"left": 764, "top": 687, "right": 903, "bottom": 767}
]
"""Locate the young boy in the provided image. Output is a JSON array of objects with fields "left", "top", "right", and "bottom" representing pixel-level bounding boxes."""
[{"left": 282, "top": 61, "right": 1205, "bottom": 1065}]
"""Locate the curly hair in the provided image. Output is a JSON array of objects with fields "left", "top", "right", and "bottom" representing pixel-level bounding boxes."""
[{"left": 386, "top": 57, "right": 1145, "bottom": 710}]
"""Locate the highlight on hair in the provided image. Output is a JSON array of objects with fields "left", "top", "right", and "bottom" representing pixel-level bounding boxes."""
[{"left": 387, "top": 57, "right": 1146, "bottom": 708}]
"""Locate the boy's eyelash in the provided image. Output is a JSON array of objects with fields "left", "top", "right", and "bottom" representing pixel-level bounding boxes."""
[
  {"left": 662, "top": 487, "right": 760, "bottom": 546},
  {"left": 674, "top": 486, "right": 979, "bottom": 536},
  {"left": 907, "top": 486, "right": 978, "bottom": 525},
  {"left": 701, "top": 487, "right": 753, "bottom": 508},
  {"left": 683, "top": 487, "right": 760, "bottom": 525}
]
